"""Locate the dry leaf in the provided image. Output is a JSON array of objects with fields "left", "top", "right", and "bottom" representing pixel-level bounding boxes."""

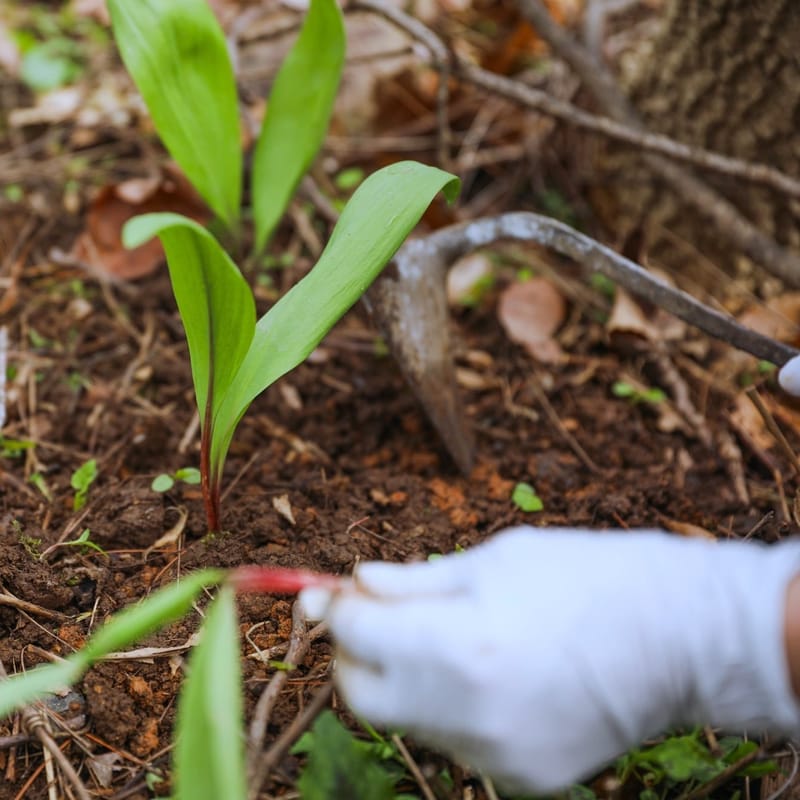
[
  {"left": 730, "top": 392, "right": 773, "bottom": 451},
  {"left": 497, "top": 277, "right": 566, "bottom": 364},
  {"left": 607, "top": 284, "right": 686, "bottom": 343},
  {"left": 72, "top": 167, "right": 209, "bottom": 280},
  {"left": 737, "top": 292, "right": 800, "bottom": 346},
  {"left": 273, "top": 494, "right": 296, "bottom": 525},
  {"left": 446, "top": 253, "right": 494, "bottom": 306}
]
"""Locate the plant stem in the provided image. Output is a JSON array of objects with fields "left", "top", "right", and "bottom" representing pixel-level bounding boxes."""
[{"left": 200, "top": 424, "right": 220, "bottom": 533}]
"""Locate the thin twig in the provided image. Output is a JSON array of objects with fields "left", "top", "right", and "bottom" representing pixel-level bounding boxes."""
[
  {"left": 763, "top": 741, "right": 800, "bottom": 800},
  {"left": 745, "top": 387, "right": 800, "bottom": 476},
  {"left": 250, "top": 682, "right": 335, "bottom": 796},
  {"left": 391, "top": 733, "right": 437, "bottom": 800},
  {"left": 346, "top": 0, "right": 800, "bottom": 202},
  {"left": 247, "top": 602, "right": 313, "bottom": 791}
]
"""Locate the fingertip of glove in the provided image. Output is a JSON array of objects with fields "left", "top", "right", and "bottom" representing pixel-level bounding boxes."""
[
  {"left": 779, "top": 355, "right": 800, "bottom": 397},
  {"left": 298, "top": 586, "right": 333, "bottom": 620}
]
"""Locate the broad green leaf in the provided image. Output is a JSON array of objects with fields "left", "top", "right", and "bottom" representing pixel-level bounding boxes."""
[
  {"left": 0, "top": 570, "right": 222, "bottom": 720},
  {"left": 213, "top": 161, "right": 460, "bottom": 471},
  {"left": 174, "top": 585, "right": 245, "bottom": 800},
  {"left": 107, "top": 0, "right": 242, "bottom": 229},
  {"left": 123, "top": 214, "right": 256, "bottom": 437},
  {"left": 296, "top": 711, "right": 395, "bottom": 800},
  {"left": 83, "top": 569, "right": 223, "bottom": 661},
  {"left": 252, "top": 0, "right": 345, "bottom": 253},
  {"left": 511, "top": 482, "right": 543, "bottom": 512}
]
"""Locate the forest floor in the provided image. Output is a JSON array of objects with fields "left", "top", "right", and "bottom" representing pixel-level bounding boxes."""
[{"left": 2, "top": 1, "right": 800, "bottom": 799}]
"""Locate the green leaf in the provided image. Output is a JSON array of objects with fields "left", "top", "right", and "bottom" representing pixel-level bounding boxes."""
[
  {"left": 252, "top": 0, "right": 345, "bottom": 253},
  {"left": 296, "top": 711, "right": 395, "bottom": 800},
  {"left": 71, "top": 458, "right": 98, "bottom": 510},
  {"left": 83, "top": 569, "right": 223, "bottom": 661},
  {"left": 107, "top": 0, "right": 241, "bottom": 229},
  {"left": 152, "top": 474, "right": 175, "bottom": 492},
  {"left": 512, "top": 482, "right": 543, "bottom": 512},
  {"left": 0, "top": 660, "right": 85, "bottom": 719},
  {"left": 175, "top": 467, "right": 202, "bottom": 484},
  {"left": 123, "top": 214, "right": 256, "bottom": 441},
  {"left": 0, "top": 570, "right": 222, "bottom": 720},
  {"left": 612, "top": 381, "right": 635, "bottom": 398},
  {"left": 636, "top": 735, "right": 721, "bottom": 783},
  {"left": 214, "top": 162, "right": 459, "bottom": 471},
  {"left": 174, "top": 585, "right": 245, "bottom": 800}
]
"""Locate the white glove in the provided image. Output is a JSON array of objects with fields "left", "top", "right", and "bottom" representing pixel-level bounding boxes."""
[
  {"left": 780, "top": 355, "right": 800, "bottom": 396},
  {"left": 300, "top": 527, "right": 800, "bottom": 794}
]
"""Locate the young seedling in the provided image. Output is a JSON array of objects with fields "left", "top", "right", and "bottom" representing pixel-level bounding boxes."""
[
  {"left": 612, "top": 380, "right": 666, "bottom": 405},
  {"left": 151, "top": 466, "right": 201, "bottom": 493},
  {"left": 107, "top": 0, "right": 345, "bottom": 253},
  {"left": 70, "top": 457, "right": 97, "bottom": 510},
  {"left": 512, "top": 482, "right": 544, "bottom": 512},
  {"left": 124, "top": 162, "right": 459, "bottom": 532}
]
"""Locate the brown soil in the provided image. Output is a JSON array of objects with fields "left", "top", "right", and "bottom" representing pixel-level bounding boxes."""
[
  {"left": 0, "top": 240, "right": 797, "bottom": 798},
  {"left": 2, "top": 5, "right": 800, "bottom": 798}
]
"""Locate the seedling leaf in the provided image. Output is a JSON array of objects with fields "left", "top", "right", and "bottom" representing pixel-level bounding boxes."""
[
  {"left": 214, "top": 162, "right": 460, "bottom": 472},
  {"left": 252, "top": 0, "right": 345, "bottom": 252},
  {"left": 512, "top": 482, "right": 544, "bottom": 512},
  {"left": 71, "top": 458, "right": 98, "bottom": 510},
  {"left": 175, "top": 467, "right": 201, "bottom": 484},
  {"left": 174, "top": 585, "right": 245, "bottom": 800},
  {"left": 152, "top": 474, "right": 175, "bottom": 492},
  {"left": 107, "top": 0, "right": 242, "bottom": 229}
]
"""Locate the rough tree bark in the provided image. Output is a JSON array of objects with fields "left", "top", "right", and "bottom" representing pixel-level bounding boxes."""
[{"left": 600, "top": 0, "right": 800, "bottom": 283}]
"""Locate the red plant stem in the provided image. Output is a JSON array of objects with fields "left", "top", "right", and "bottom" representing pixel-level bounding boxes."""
[
  {"left": 230, "top": 565, "right": 343, "bottom": 595},
  {"left": 200, "top": 411, "right": 220, "bottom": 533}
]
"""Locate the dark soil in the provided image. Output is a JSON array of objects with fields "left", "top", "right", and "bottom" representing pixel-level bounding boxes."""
[
  {"left": 0, "top": 238, "right": 798, "bottom": 798},
  {"left": 2, "top": 4, "right": 800, "bottom": 798}
]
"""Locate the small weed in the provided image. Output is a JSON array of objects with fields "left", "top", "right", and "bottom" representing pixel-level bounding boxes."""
[
  {"left": 70, "top": 458, "right": 98, "bottom": 510},
  {"left": 0, "top": 437, "right": 34, "bottom": 459},
  {"left": 28, "top": 472, "right": 53, "bottom": 502},
  {"left": 151, "top": 467, "right": 202, "bottom": 493},
  {"left": 512, "top": 482, "right": 544, "bottom": 512},
  {"left": 59, "top": 528, "right": 107, "bottom": 557},
  {"left": 17, "top": 532, "right": 42, "bottom": 560},
  {"left": 612, "top": 381, "right": 666, "bottom": 405}
]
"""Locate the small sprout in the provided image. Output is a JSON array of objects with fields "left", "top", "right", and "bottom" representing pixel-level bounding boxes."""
[
  {"left": 612, "top": 381, "right": 666, "bottom": 405},
  {"left": 758, "top": 360, "right": 777, "bottom": 373},
  {"left": 61, "top": 529, "right": 107, "bottom": 557},
  {"left": 29, "top": 472, "right": 53, "bottom": 502},
  {"left": 334, "top": 166, "right": 365, "bottom": 191},
  {"left": 512, "top": 482, "right": 544, "bottom": 512},
  {"left": 151, "top": 467, "right": 202, "bottom": 493},
  {"left": 71, "top": 458, "right": 98, "bottom": 510},
  {"left": 0, "top": 438, "right": 34, "bottom": 458}
]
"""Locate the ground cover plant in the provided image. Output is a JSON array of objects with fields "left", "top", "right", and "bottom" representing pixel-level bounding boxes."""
[{"left": 2, "top": 1, "right": 800, "bottom": 799}]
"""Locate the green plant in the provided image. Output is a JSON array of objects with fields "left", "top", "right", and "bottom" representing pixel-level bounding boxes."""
[
  {"left": 151, "top": 466, "right": 201, "bottom": 493},
  {"left": 125, "top": 163, "right": 459, "bottom": 531},
  {"left": 57, "top": 528, "right": 107, "bottom": 557},
  {"left": 612, "top": 380, "right": 666, "bottom": 405},
  {"left": 107, "top": 0, "right": 345, "bottom": 251},
  {"left": 70, "top": 458, "right": 98, "bottom": 510},
  {"left": 512, "top": 482, "right": 544, "bottom": 512}
]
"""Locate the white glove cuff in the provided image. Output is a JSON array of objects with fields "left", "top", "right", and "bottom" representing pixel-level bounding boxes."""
[{"left": 684, "top": 540, "right": 800, "bottom": 735}]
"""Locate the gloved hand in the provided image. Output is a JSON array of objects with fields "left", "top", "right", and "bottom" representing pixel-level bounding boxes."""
[{"left": 300, "top": 528, "right": 800, "bottom": 794}]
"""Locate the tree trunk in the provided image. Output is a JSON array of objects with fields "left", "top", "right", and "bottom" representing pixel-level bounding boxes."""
[{"left": 597, "top": 0, "right": 800, "bottom": 287}]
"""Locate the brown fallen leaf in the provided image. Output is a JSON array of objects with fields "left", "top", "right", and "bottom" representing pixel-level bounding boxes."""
[
  {"left": 497, "top": 277, "right": 566, "bottom": 364},
  {"left": 72, "top": 167, "right": 209, "bottom": 280},
  {"left": 607, "top": 284, "right": 686, "bottom": 343}
]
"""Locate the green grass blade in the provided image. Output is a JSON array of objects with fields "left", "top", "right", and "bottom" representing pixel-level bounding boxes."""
[
  {"left": 123, "top": 214, "right": 256, "bottom": 431},
  {"left": 0, "top": 660, "right": 85, "bottom": 719},
  {"left": 174, "top": 585, "right": 246, "bottom": 800},
  {"left": 252, "top": 0, "right": 345, "bottom": 253},
  {"left": 213, "top": 161, "right": 460, "bottom": 470},
  {"left": 107, "top": 0, "right": 242, "bottom": 229},
  {"left": 0, "top": 570, "right": 222, "bottom": 720}
]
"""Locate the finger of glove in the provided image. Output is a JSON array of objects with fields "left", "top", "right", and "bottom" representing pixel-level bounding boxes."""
[
  {"left": 327, "top": 591, "right": 458, "bottom": 670},
  {"left": 333, "top": 648, "right": 405, "bottom": 726},
  {"left": 354, "top": 555, "right": 469, "bottom": 599},
  {"left": 298, "top": 587, "right": 333, "bottom": 620},
  {"left": 779, "top": 355, "right": 800, "bottom": 396}
]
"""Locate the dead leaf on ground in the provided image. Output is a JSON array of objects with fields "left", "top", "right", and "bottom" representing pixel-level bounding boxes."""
[
  {"left": 730, "top": 392, "right": 774, "bottom": 452},
  {"left": 607, "top": 283, "right": 686, "bottom": 344},
  {"left": 72, "top": 167, "right": 209, "bottom": 280},
  {"left": 737, "top": 292, "right": 800, "bottom": 346},
  {"left": 497, "top": 277, "right": 566, "bottom": 364}
]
